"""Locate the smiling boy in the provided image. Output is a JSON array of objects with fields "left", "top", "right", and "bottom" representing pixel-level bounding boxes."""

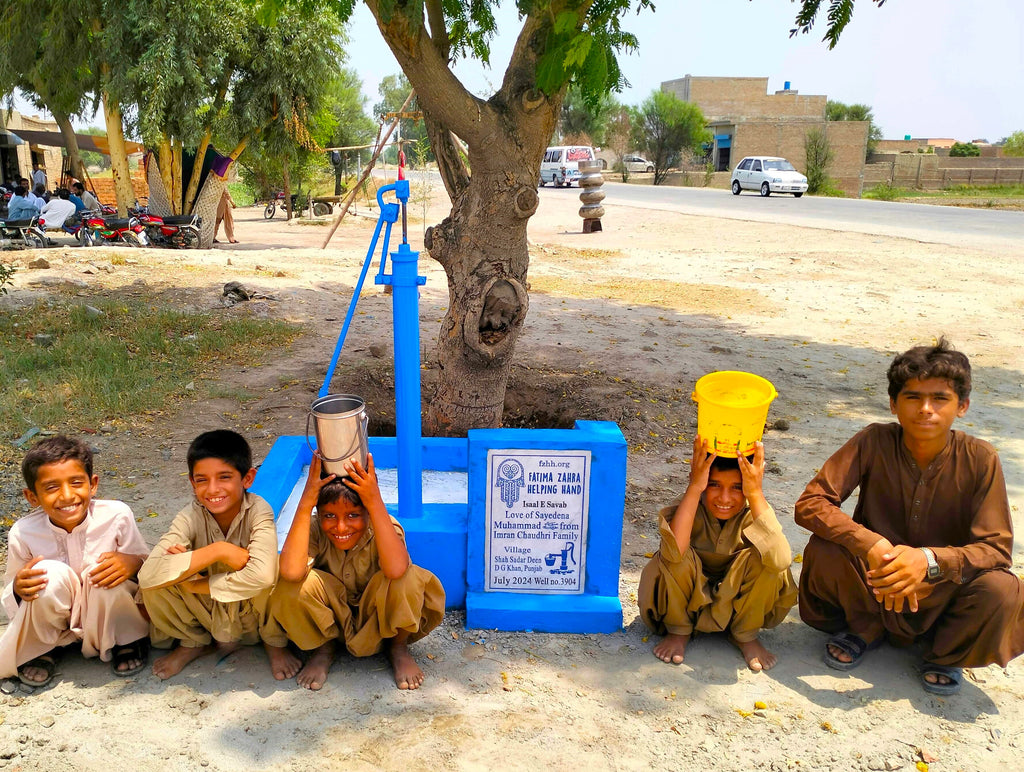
[
  {"left": 260, "top": 453, "right": 444, "bottom": 691},
  {"left": 138, "top": 430, "right": 277, "bottom": 679},
  {"left": 638, "top": 436, "right": 797, "bottom": 672},
  {"left": 1, "top": 436, "right": 150, "bottom": 688},
  {"left": 796, "top": 339, "right": 1024, "bottom": 694}
]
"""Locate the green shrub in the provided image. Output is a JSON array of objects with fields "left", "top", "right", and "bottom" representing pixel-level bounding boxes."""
[
  {"left": 804, "top": 128, "right": 835, "bottom": 194},
  {"left": 0, "top": 262, "right": 14, "bottom": 295},
  {"left": 949, "top": 142, "right": 981, "bottom": 157},
  {"left": 864, "top": 183, "right": 906, "bottom": 201}
]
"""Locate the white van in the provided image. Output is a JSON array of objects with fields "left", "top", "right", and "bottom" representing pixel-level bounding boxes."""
[{"left": 539, "top": 145, "right": 596, "bottom": 187}]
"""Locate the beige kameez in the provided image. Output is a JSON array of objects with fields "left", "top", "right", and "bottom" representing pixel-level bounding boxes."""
[
  {"left": 138, "top": 492, "right": 277, "bottom": 648},
  {"left": 638, "top": 499, "right": 797, "bottom": 643},
  {"left": 261, "top": 515, "right": 445, "bottom": 656}
]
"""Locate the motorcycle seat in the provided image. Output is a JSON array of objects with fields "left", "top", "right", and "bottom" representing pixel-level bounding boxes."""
[
  {"left": 0, "top": 219, "right": 35, "bottom": 228},
  {"left": 160, "top": 215, "right": 198, "bottom": 226}
]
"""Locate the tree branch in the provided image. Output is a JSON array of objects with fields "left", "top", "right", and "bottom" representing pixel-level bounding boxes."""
[
  {"left": 423, "top": 112, "right": 469, "bottom": 200},
  {"left": 424, "top": 0, "right": 450, "bottom": 62},
  {"left": 365, "top": 0, "right": 491, "bottom": 143}
]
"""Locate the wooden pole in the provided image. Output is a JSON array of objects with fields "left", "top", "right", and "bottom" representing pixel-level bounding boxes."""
[{"left": 320, "top": 90, "right": 415, "bottom": 249}]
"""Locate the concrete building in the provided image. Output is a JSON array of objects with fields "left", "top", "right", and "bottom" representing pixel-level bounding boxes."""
[
  {"left": 0, "top": 111, "right": 63, "bottom": 188},
  {"left": 661, "top": 75, "right": 869, "bottom": 196}
]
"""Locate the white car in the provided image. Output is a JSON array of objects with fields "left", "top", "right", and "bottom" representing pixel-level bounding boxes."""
[
  {"left": 731, "top": 156, "right": 808, "bottom": 197},
  {"left": 622, "top": 154, "right": 654, "bottom": 173}
]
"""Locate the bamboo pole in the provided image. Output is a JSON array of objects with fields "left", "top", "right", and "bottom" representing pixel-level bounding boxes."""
[{"left": 319, "top": 90, "right": 415, "bottom": 250}]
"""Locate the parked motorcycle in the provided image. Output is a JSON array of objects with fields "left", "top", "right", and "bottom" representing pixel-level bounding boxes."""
[
  {"left": 79, "top": 212, "right": 150, "bottom": 247},
  {"left": 0, "top": 213, "right": 46, "bottom": 249},
  {"left": 136, "top": 212, "right": 201, "bottom": 248}
]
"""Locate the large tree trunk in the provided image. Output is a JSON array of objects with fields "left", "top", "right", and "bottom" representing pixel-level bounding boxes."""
[
  {"left": 52, "top": 110, "right": 87, "bottom": 184},
  {"left": 101, "top": 90, "right": 135, "bottom": 216},
  {"left": 367, "top": 3, "right": 564, "bottom": 435},
  {"left": 157, "top": 136, "right": 176, "bottom": 213},
  {"left": 424, "top": 167, "right": 536, "bottom": 432}
]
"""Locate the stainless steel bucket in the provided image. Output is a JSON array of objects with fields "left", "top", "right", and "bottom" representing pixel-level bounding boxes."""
[{"left": 306, "top": 394, "right": 369, "bottom": 477}]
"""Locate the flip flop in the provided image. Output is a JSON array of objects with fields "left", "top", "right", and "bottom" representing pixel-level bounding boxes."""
[
  {"left": 18, "top": 652, "right": 59, "bottom": 688},
  {"left": 823, "top": 631, "right": 882, "bottom": 671},
  {"left": 111, "top": 638, "right": 150, "bottom": 677},
  {"left": 921, "top": 663, "right": 962, "bottom": 695}
]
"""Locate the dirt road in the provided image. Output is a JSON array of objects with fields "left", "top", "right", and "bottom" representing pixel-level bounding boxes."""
[{"left": 1, "top": 189, "right": 1022, "bottom": 771}]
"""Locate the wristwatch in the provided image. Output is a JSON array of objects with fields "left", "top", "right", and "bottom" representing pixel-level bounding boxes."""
[{"left": 921, "top": 547, "right": 941, "bottom": 581}]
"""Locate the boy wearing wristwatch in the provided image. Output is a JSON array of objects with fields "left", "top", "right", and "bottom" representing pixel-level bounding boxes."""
[{"left": 795, "top": 338, "right": 1023, "bottom": 695}]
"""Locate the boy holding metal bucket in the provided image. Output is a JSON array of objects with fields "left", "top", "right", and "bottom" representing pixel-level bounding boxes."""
[
  {"left": 261, "top": 453, "right": 445, "bottom": 691},
  {"left": 638, "top": 434, "right": 797, "bottom": 672}
]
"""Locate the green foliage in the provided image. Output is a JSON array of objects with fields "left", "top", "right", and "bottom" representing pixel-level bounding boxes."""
[
  {"left": 804, "top": 127, "right": 834, "bottom": 194},
  {"left": 949, "top": 141, "right": 981, "bottom": 157},
  {"left": 864, "top": 182, "right": 907, "bottom": 201},
  {"left": 826, "top": 99, "right": 883, "bottom": 156},
  {"left": 0, "top": 297, "right": 298, "bottom": 433},
  {"left": 604, "top": 105, "right": 634, "bottom": 181},
  {"left": 791, "top": 0, "right": 888, "bottom": 49},
  {"left": 558, "top": 86, "right": 614, "bottom": 146},
  {"left": 632, "top": 91, "right": 710, "bottom": 185},
  {"left": 0, "top": 262, "right": 15, "bottom": 295},
  {"left": 1002, "top": 131, "right": 1024, "bottom": 157},
  {"left": 374, "top": 73, "right": 430, "bottom": 163}
]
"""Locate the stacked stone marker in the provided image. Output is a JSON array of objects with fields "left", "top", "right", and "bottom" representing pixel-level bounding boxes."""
[{"left": 578, "top": 160, "right": 606, "bottom": 233}]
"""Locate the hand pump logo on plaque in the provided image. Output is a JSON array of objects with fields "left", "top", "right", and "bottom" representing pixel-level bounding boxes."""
[{"left": 485, "top": 449, "right": 590, "bottom": 594}]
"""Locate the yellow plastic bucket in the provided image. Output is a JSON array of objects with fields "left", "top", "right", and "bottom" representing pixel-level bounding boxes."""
[{"left": 691, "top": 371, "right": 778, "bottom": 457}]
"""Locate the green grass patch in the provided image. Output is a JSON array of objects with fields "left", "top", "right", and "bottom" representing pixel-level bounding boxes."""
[
  {"left": 863, "top": 183, "right": 909, "bottom": 201},
  {"left": 1, "top": 298, "right": 300, "bottom": 434},
  {"left": 865, "top": 183, "right": 1024, "bottom": 200},
  {"left": 227, "top": 182, "right": 256, "bottom": 207}
]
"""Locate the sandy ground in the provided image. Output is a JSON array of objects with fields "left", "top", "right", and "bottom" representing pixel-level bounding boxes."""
[{"left": 1, "top": 184, "right": 1023, "bottom": 771}]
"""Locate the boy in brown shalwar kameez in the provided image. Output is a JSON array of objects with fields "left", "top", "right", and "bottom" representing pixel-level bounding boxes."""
[
  {"left": 138, "top": 430, "right": 278, "bottom": 679},
  {"left": 261, "top": 453, "right": 444, "bottom": 691},
  {"left": 639, "top": 436, "right": 797, "bottom": 671},
  {"left": 796, "top": 339, "right": 1024, "bottom": 695}
]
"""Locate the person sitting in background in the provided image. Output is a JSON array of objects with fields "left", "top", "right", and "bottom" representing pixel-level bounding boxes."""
[
  {"left": 5, "top": 185, "right": 39, "bottom": 221},
  {"left": 32, "top": 183, "right": 49, "bottom": 206},
  {"left": 40, "top": 189, "right": 78, "bottom": 230},
  {"left": 73, "top": 182, "right": 101, "bottom": 212}
]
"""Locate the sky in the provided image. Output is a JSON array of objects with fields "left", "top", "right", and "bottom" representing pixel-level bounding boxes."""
[
  {"left": 16, "top": 1, "right": 1023, "bottom": 142},
  {"left": 344, "top": 0, "right": 1023, "bottom": 143}
]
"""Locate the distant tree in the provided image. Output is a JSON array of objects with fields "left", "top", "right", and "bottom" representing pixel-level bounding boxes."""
[
  {"left": 374, "top": 73, "right": 429, "bottom": 164},
  {"left": 804, "top": 127, "right": 834, "bottom": 194},
  {"left": 949, "top": 141, "right": 981, "bottom": 157},
  {"left": 632, "top": 91, "right": 709, "bottom": 185},
  {"left": 558, "top": 85, "right": 613, "bottom": 146},
  {"left": 604, "top": 105, "right": 633, "bottom": 181},
  {"left": 1000, "top": 130, "right": 1024, "bottom": 157},
  {"left": 826, "top": 100, "right": 882, "bottom": 157}
]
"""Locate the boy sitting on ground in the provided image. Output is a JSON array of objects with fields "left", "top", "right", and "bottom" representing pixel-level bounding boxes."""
[
  {"left": 638, "top": 436, "right": 797, "bottom": 672},
  {"left": 796, "top": 338, "right": 1024, "bottom": 694},
  {"left": 261, "top": 453, "right": 445, "bottom": 691},
  {"left": 138, "top": 430, "right": 278, "bottom": 679},
  {"left": 1, "top": 436, "right": 150, "bottom": 689}
]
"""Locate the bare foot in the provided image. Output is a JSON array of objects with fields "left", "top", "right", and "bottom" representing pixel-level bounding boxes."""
[
  {"left": 652, "top": 633, "right": 690, "bottom": 664},
  {"left": 152, "top": 644, "right": 216, "bottom": 679},
  {"left": 388, "top": 640, "right": 425, "bottom": 690},
  {"left": 731, "top": 636, "right": 777, "bottom": 672},
  {"left": 827, "top": 643, "right": 854, "bottom": 664},
  {"left": 265, "top": 643, "right": 302, "bottom": 681},
  {"left": 296, "top": 641, "right": 335, "bottom": 691}
]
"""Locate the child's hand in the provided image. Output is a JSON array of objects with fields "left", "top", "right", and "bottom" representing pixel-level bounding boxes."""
[
  {"left": 89, "top": 551, "right": 141, "bottom": 588},
  {"left": 687, "top": 435, "right": 716, "bottom": 493},
  {"left": 737, "top": 441, "right": 766, "bottom": 499},
  {"left": 299, "top": 452, "right": 337, "bottom": 507},
  {"left": 14, "top": 556, "right": 47, "bottom": 602},
  {"left": 217, "top": 542, "right": 250, "bottom": 572},
  {"left": 343, "top": 453, "right": 384, "bottom": 508}
]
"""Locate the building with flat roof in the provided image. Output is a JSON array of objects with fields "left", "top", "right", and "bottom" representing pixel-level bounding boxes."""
[{"left": 661, "top": 76, "right": 869, "bottom": 196}]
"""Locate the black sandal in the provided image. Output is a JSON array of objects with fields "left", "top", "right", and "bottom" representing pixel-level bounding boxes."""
[
  {"left": 111, "top": 638, "right": 150, "bottom": 677},
  {"left": 824, "top": 631, "right": 881, "bottom": 671},
  {"left": 921, "top": 663, "right": 962, "bottom": 695},
  {"left": 18, "top": 652, "right": 59, "bottom": 688}
]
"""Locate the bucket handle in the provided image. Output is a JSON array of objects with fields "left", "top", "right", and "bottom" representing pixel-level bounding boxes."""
[{"left": 305, "top": 410, "right": 369, "bottom": 463}]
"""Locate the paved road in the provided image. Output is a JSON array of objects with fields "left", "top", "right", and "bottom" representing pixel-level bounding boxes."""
[{"left": 538, "top": 180, "right": 1024, "bottom": 252}]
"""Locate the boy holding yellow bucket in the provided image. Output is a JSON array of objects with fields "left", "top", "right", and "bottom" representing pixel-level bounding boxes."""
[{"left": 638, "top": 371, "right": 797, "bottom": 672}]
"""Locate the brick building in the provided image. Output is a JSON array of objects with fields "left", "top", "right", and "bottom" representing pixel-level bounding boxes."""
[
  {"left": 0, "top": 111, "right": 64, "bottom": 188},
  {"left": 661, "top": 76, "right": 869, "bottom": 196}
]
